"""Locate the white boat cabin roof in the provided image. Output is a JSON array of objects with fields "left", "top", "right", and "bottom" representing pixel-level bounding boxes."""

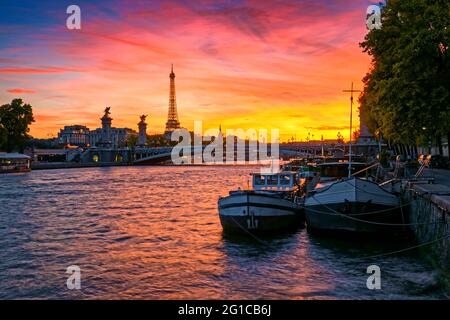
[
  {"left": 251, "top": 171, "right": 298, "bottom": 191},
  {"left": 0, "top": 152, "right": 31, "bottom": 160}
]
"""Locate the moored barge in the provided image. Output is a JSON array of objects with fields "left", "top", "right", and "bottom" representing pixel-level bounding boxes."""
[
  {"left": 0, "top": 153, "right": 31, "bottom": 174},
  {"left": 218, "top": 171, "right": 304, "bottom": 234}
]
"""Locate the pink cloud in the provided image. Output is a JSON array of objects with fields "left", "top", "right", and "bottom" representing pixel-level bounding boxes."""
[
  {"left": 0, "top": 67, "right": 87, "bottom": 75},
  {"left": 1, "top": 1, "right": 372, "bottom": 140}
]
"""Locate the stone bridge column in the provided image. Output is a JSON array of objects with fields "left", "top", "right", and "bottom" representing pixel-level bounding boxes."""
[
  {"left": 138, "top": 115, "right": 148, "bottom": 146},
  {"left": 100, "top": 107, "right": 112, "bottom": 147}
]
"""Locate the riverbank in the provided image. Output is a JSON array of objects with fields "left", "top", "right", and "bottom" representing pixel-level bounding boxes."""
[
  {"left": 31, "top": 162, "right": 130, "bottom": 170},
  {"left": 30, "top": 162, "right": 264, "bottom": 170},
  {"left": 406, "top": 170, "right": 450, "bottom": 293}
]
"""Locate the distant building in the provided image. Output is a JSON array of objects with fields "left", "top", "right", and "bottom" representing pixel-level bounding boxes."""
[
  {"left": 57, "top": 110, "right": 136, "bottom": 148},
  {"left": 58, "top": 125, "right": 90, "bottom": 146},
  {"left": 354, "top": 110, "right": 381, "bottom": 157},
  {"left": 357, "top": 121, "right": 377, "bottom": 145},
  {"left": 89, "top": 127, "right": 135, "bottom": 148}
]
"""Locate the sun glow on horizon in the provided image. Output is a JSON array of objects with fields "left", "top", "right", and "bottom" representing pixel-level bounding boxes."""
[{"left": 0, "top": 0, "right": 371, "bottom": 142}]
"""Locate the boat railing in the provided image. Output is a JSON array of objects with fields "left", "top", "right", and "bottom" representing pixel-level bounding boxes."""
[
  {"left": 378, "top": 155, "right": 435, "bottom": 185},
  {"left": 351, "top": 162, "right": 380, "bottom": 177},
  {"left": 378, "top": 178, "right": 401, "bottom": 187},
  {"left": 415, "top": 155, "right": 432, "bottom": 178},
  {"left": 253, "top": 185, "right": 296, "bottom": 192}
]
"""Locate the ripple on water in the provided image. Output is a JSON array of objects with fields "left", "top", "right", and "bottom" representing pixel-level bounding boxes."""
[{"left": 0, "top": 166, "right": 447, "bottom": 299}]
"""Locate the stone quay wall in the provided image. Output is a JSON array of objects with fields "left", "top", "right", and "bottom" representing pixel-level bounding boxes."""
[{"left": 406, "top": 183, "right": 450, "bottom": 281}]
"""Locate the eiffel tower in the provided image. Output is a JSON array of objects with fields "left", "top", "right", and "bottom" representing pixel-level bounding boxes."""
[{"left": 165, "top": 64, "right": 181, "bottom": 135}]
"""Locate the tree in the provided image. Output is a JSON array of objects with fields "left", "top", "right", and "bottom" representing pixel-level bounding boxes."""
[
  {"left": 360, "top": 0, "right": 450, "bottom": 149},
  {"left": 0, "top": 123, "right": 6, "bottom": 149},
  {"left": 125, "top": 134, "right": 138, "bottom": 147},
  {"left": 0, "top": 98, "right": 35, "bottom": 152},
  {"left": 147, "top": 134, "right": 173, "bottom": 147},
  {"left": 352, "top": 129, "right": 361, "bottom": 142}
]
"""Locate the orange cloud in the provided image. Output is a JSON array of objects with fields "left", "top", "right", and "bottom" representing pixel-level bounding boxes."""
[
  {"left": 7, "top": 88, "right": 37, "bottom": 94},
  {"left": 0, "top": 67, "right": 86, "bottom": 75},
  {"left": 1, "top": 1, "right": 371, "bottom": 141}
]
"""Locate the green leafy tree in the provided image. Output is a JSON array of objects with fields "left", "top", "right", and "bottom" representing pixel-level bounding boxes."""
[
  {"left": 147, "top": 134, "right": 173, "bottom": 147},
  {"left": 0, "top": 98, "right": 35, "bottom": 152},
  {"left": 125, "top": 134, "right": 138, "bottom": 147},
  {"left": 360, "top": 0, "right": 450, "bottom": 149}
]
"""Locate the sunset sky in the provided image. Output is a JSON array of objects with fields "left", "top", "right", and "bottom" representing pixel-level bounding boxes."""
[{"left": 0, "top": 0, "right": 378, "bottom": 141}]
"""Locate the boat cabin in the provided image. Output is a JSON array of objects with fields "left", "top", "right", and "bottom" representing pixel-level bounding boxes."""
[
  {"left": 298, "top": 165, "right": 320, "bottom": 178},
  {"left": 0, "top": 153, "right": 31, "bottom": 174},
  {"left": 252, "top": 172, "right": 298, "bottom": 191},
  {"left": 317, "top": 162, "right": 368, "bottom": 180}
]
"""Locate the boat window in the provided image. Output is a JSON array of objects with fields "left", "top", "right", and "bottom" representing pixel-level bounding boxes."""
[
  {"left": 279, "top": 174, "right": 291, "bottom": 185},
  {"left": 267, "top": 175, "right": 278, "bottom": 186},
  {"left": 321, "top": 165, "right": 348, "bottom": 178},
  {"left": 254, "top": 175, "right": 266, "bottom": 186},
  {"left": 320, "top": 164, "right": 367, "bottom": 178}
]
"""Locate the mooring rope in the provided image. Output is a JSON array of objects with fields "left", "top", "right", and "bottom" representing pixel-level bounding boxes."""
[
  {"left": 359, "top": 232, "right": 450, "bottom": 260},
  {"left": 302, "top": 200, "right": 413, "bottom": 216},
  {"left": 343, "top": 178, "right": 403, "bottom": 197},
  {"left": 229, "top": 216, "right": 272, "bottom": 246},
  {"left": 224, "top": 177, "right": 449, "bottom": 260},
  {"left": 305, "top": 194, "right": 446, "bottom": 227},
  {"left": 227, "top": 212, "right": 449, "bottom": 262},
  {"left": 228, "top": 213, "right": 450, "bottom": 261},
  {"left": 309, "top": 178, "right": 402, "bottom": 199}
]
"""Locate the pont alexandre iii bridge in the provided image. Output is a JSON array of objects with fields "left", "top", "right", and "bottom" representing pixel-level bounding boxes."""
[
  {"left": 133, "top": 147, "right": 173, "bottom": 164},
  {"left": 67, "top": 102, "right": 349, "bottom": 166},
  {"left": 75, "top": 144, "right": 311, "bottom": 166},
  {"left": 77, "top": 146, "right": 175, "bottom": 165}
]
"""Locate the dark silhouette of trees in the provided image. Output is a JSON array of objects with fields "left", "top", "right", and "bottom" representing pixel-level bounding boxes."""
[
  {"left": 360, "top": 0, "right": 450, "bottom": 150},
  {"left": 0, "top": 98, "right": 35, "bottom": 152}
]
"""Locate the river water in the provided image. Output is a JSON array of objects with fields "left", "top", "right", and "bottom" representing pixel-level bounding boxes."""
[{"left": 0, "top": 166, "right": 447, "bottom": 299}]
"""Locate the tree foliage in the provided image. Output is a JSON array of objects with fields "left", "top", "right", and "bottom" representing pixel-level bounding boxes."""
[
  {"left": 360, "top": 0, "right": 450, "bottom": 146},
  {"left": 126, "top": 134, "right": 138, "bottom": 147},
  {"left": 0, "top": 123, "right": 6, "bottom": 148},
  {"left": 0, "top": 98, "right": 35, "bottom": 152}
]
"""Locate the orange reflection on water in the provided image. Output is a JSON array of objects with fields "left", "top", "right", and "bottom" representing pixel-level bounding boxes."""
[{"left": 3, "top": 166, "right": 439, "bottom": 299}]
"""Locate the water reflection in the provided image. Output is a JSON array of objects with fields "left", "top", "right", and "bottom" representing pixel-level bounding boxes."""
[{"left": 0, "top": 166, "right": 446, "bottom": 299}]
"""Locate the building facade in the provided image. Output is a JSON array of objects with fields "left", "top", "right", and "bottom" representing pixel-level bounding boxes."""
[
  {"left": 58, "top": 125, "right": 90, "bottom": 146},
  {"left": 58, "top": 109, "right": 136, "bottom": 148},
  {"left": 88, "top": 127, "right": 135, "bottom": 148}
]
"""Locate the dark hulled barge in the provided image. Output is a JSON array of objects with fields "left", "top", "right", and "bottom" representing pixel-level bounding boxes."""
[
  {"left": 218, "top": 171, "right": 304, "bottom": 234},
  {"left": 304, "top": 162, "right": 405, "bottom": 235}
]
